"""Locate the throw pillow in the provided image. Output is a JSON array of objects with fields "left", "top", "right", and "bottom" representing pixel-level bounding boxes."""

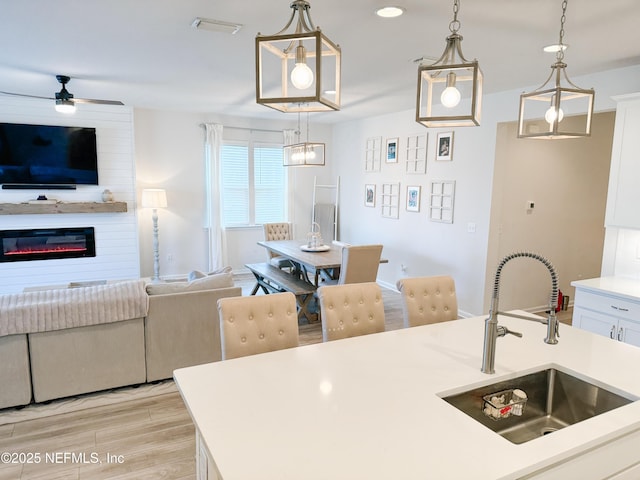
[{"left": 146, "top": 270, "right": 233, "bottom": 295}]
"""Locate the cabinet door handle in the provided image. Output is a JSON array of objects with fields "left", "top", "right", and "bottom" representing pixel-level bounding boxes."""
[
  {"left": 611, "top": 305, "right": 630, "bottom": 312},
  {"left": 618, "top": 327, "right": 624, "bottom": 342},
  {"left": 610, "top": 326, "right": 616, "bottom": 339}
]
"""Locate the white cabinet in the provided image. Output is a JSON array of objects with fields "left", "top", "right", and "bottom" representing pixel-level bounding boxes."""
[
  {"left": 573, "top": 288, "right": 640, "bottom": 347},
  {"left": 605, "top": 93, "right": 640, "bottom": 229}
]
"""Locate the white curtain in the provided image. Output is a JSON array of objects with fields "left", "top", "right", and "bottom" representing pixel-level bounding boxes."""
[
  {"left": 205, "top": 123, "right": 225, "bottom": 271},
  {"left": 283, "top": 129, "right": 296, "bottom": 235}
]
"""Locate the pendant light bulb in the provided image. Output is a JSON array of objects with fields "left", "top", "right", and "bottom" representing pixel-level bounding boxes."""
[
  {"left": 291, "top": 44, "right": 314, "bottom": 90},
  {"left": 544, "top": 96, "right": 564, "bottom": 124},
  {"left": 440, "top": 72, "right": 461, "bottom": 108}
]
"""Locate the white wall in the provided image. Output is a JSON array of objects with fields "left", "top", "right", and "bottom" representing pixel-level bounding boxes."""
[
  {"left": 133, "top": 109, "right": 334, "bottom": 276},
  {"left": 329, "top": 65, "right": 640, "bottom": 316},
  {"left": 487, "top": 112, "right": 614, "bottom": 313},
  {"left": 0, "top": 97, "right": 139, "bottom": 293}
]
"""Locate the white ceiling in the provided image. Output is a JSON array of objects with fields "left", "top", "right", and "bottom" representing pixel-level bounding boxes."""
[{"left": 1, "top": 0, "right": 639, "bottom": 124}]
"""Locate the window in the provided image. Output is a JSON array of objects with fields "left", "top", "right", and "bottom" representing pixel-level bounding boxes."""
[{"left": 220, "top": 139, "right": 286, "bottom": 227}]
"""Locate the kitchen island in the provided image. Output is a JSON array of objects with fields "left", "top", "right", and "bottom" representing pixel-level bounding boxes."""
[{"left": 174, "top": 313, "right": 640, "bottom": 479}]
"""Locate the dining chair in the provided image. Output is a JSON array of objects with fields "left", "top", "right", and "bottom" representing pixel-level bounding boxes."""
[
  {"left": 396, "top": 275, "right": 458, "bottom": 328},
  {"left": 324, "top": 244, "right": 383, "bottom": 285},
  {"left": 217, "top": 292, "right": 299, "bottom": 360},
  {"left": 263, "top": 222, "right": 294, "bottom": 270},
  {"left": 317, "top": 282, "right": 385, "bottom": 342}
]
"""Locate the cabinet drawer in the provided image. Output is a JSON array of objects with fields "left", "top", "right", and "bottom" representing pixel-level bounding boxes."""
[{"left": 574, "top": 289, "right": 640, "bottom": 322}]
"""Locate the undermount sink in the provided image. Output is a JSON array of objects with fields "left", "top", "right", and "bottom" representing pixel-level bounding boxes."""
[{"left": 441, "top": 366, "right": 637, "bottom": 444}]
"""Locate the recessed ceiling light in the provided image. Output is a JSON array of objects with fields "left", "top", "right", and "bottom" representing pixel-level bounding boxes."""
[
  {"left": 543, "top": 44, "right": 568, "bottom": 53},
  {"left": 375, "top": 6, "right": 405, "bottom": 18}
]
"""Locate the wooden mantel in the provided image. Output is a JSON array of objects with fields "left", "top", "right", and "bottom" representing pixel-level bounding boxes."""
[{"left": 0, "top": 201, "right": 128, "bottom": 215}]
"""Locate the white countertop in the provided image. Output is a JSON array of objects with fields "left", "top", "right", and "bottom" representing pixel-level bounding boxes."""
[
  {"left": 571, "top": 276, "right": 640, "bottom": 301},
  {"left": 174, "top": 313, "right": 640, "bottom": 480}
]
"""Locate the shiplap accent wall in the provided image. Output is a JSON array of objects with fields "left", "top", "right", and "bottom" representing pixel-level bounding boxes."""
[{"left": 0, "top": 97, "right": 139, "bottom": 293}]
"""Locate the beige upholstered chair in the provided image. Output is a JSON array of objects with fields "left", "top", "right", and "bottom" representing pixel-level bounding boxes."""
[
  {"left": 324, "top": 244, "right": 383, "bottom": 285},
  {"left": 396, "top": 275, "right": 458, "bottom": 328},
  {"left": 317, "top": 282, "right": 385, "bottom": 342},
  {"left": 263, "top": 222, "right": 293, "bottom": 270},
  {"left": 218, "top": 292, "right": 299, "bottom": 360}
]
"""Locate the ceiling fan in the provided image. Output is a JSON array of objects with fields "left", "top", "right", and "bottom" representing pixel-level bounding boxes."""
[{"left": 0, "top": 74, "right": 124, "bottom": 113}]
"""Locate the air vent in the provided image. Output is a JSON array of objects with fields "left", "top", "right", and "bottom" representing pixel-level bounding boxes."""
[{"left": 191, "top": 17, "right": 243, "bottom": 35}]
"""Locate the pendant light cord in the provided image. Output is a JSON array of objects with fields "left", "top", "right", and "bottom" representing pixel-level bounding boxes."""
[
  {"left": 449, "top": 0, "right": 461, "bottom": 33},
  {"left": 556, "top": 0, "right": 568, "bottom": 62}
]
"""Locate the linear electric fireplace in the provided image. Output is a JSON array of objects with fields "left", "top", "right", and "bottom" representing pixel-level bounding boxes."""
[{"left": 0, "top": 227, "right": 96, "bottom": 263}]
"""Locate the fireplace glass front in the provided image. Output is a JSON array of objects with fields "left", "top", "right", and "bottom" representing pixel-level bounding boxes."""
[{"left": 0, "top": 227, "right": 96, "bottom": 263}]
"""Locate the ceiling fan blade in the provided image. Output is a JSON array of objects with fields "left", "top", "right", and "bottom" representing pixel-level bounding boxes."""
[
  {"left": 0, "top": 90, "right": 54, "bottom": 101},
  {"left": 74, "top": 98, "right": 125, "bottom": 106},
  {"left": 1, "top": 75, "right": 124, "bottom": 107}
]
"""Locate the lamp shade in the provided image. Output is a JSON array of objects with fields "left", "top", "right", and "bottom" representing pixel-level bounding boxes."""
[
  {"left": 416, "top": 35, "right": 483, "bottom": 128},
  {"left": 141, "top": 189, "right": 167, "bottom": 209},
  {"left": 517, "top": 0, "right": 594, "bottom": 139},
  {"left": 283, "top": 142, "right": 325, "bottom": 166},
  {"left": 255, "top": 0, "right": 341, "bottom": 113}
]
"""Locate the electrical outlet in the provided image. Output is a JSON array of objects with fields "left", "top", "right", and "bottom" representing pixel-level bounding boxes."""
[{"left": 167, "top": 253, "right": 174, "bottom": 263}]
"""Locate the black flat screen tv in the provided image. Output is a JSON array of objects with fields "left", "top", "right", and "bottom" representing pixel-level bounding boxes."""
[{"left": 0, "top": 122, "right": 99, "bottom": 188}]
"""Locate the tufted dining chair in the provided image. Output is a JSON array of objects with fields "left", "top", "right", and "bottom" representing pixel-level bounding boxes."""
[
  {"left": 317, "top": 282, "right": 385, "bottom": 342},
  {"left": 217, "top": 292, "right": 299, "bottom": 360},
  {"left": 321, "top": 244, "right": 383, "bottom": 286},
  {"left": 396, "top": 275, "right": 458, "bottom": 328},
  {"left": 263, "top": 222, "right": 294, "bottom": 270}
]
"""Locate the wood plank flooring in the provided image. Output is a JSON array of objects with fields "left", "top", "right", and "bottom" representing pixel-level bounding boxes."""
[{"left": 0, "top": 274, "right": 571, "bottom": 479}]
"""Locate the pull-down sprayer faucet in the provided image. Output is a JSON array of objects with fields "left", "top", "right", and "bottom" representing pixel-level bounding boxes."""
[{"left": 481, "top": 252, "right": 560, "bottom": 374}]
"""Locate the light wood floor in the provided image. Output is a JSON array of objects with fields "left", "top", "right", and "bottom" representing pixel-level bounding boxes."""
[{"left": 0, "top": 275, "right": 571, "bottom": 480}]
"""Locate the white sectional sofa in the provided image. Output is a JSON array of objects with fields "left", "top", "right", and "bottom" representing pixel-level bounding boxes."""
[{"left": 0, "top": 272, "right": 241, "bottom": 409}]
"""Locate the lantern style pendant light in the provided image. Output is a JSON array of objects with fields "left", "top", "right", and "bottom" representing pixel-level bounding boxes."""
[
  {"left": 256, "top": 0, "right": 341, "bottom": 113},
  {"left": 283, "top": 112, "right": 325, "bottom": 166},
  {"left": 517, "top": 0, "right": 594, "bottom": 139},
  {"left": 416, "top": 0, "right": 482, "bottom": 128}
]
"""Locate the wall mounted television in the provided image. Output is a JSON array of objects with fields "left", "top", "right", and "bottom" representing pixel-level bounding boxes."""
[{"left": 0, "top": 122, "right": 98, "bottom": 189}]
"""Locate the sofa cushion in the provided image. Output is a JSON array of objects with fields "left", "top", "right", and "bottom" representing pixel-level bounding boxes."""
[
  {"left": 187, "top": 266, "right": 233, "bottom": 282},
  {"left": 146, "top": 271, "right": 233, "bottom": 295}
]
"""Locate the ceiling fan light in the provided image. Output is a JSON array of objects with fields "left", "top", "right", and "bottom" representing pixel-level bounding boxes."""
[{"left": 55, "top": 98, "right": 76, "bottom": 114}]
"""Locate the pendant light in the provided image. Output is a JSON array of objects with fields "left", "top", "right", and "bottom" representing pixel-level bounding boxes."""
[
  {"left": 517, "top": 0, "right": 594, "bottom": 139},
  {"left": 256, "top": 0, "right": 341, "bottom": 113},
  {"left": 416, "top": 0, "right": 482, "bottom": 128},
  {"left": 283, "top": 112, "right": 325, "bottom": 166}
]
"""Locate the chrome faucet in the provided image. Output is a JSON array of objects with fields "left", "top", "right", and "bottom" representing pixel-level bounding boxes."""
[{"left": 481, "top": 252, "right": 560, "bottom": 374}]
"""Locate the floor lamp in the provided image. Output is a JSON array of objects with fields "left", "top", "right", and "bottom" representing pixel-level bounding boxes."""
[{"left": 141, "top": 188, "right": 167, "bottom": 282}]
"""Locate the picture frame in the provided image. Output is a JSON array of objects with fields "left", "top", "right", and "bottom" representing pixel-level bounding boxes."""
[
  {"left": 436, "top": 131, "right": 454, "bottom": 161},
  {"left": 429, "top": 180, "right": 455, "bottom": 223},
  {"left": 385, "top": 137, "right": 398, "bottom": 163},
  {"left": 365, "top": 136, "right": 382, "bottom": 172},
  {"left": 364, "top": 184, "right": 376, "bottom": 207},
  {"left": 404, "top": 134, "right": 427, "bottom": 174},
  {"left": 381, "top": 182, "right": 400, "bottom": 219},
  {"left": 406, "top": 185, "right": 421, "bottom": 212}
]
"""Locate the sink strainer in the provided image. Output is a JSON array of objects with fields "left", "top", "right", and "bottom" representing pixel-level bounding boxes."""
[{"left": 541, "top": 427, "right": 559, "bottom": 436}]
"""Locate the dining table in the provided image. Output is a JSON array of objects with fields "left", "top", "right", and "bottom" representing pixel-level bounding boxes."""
[{"left": 257, "top": 239, "right": 387, "bottom": 285}]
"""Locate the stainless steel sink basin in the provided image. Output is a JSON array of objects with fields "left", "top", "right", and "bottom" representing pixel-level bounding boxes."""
[{"left": 442, "top": 367, "right": 636, "bottom": 444}]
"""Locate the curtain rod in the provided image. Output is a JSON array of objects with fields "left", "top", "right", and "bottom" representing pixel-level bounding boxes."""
[{"left": 199, "top": 124, "right": 283, "bottom": 134}]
